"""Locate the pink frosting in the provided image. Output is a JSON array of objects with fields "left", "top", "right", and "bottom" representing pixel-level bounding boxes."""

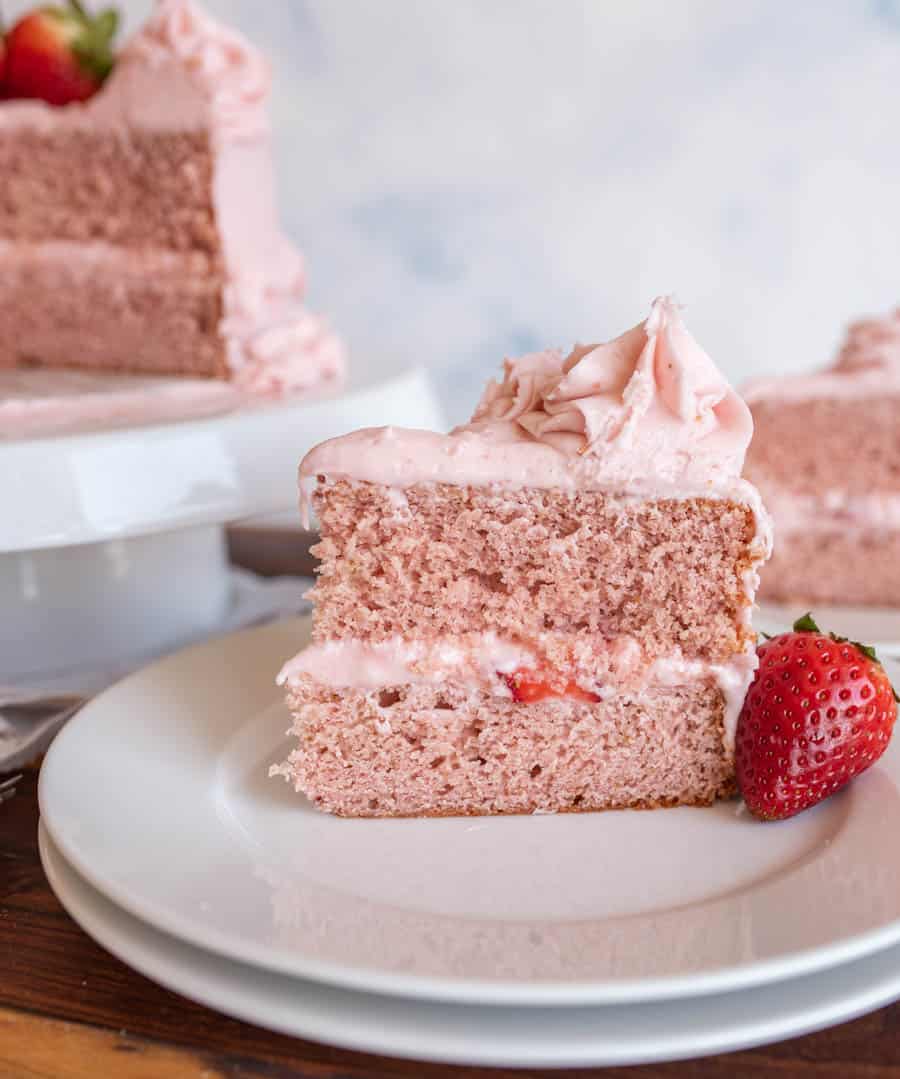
[
  {"left": 834, "top": 309, "right": 900, "bottom": 373},
  {"left": 466, "top": 296, "right": 752, "bottom": 484},
  {"left": 744, "top": 305, "right": 900, "bottom": 404},
  {"left": 235, "top": 308, "right": 346, "bottom": 395},
  {"left": 120, "top": 0, "right": 270, "bottom": 137},
  {"left": 302, "top": 297, "right": 753, "bottom": 495}
]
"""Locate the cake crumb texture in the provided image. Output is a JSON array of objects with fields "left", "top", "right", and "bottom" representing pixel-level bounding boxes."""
[
  {"left": 760, "top": 529, "right": 900, "bottom": 606},
  {"left": 0, "top": 252, "right": 227, "bottom": 376},
  {"left": 276, "top": 679, "right": 736, "bottom": 817},
  {"left": 748, "top": 396, "right": 900, "bottom": 495},
  {"left": 309, "top": 480, "right": 760, "bottom": 662},
  {"left": 0, "top": 131, "right": 218, "bottom": 250}
]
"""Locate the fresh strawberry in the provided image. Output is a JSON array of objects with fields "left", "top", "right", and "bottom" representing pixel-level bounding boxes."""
[
  {"left": 503, "top": 668, "right": 600, "bottom": 705},
  {"left": 4, "top": 1, "right": 118, "bottom": 106},
  {"left": 736, "top": 613, "right": 898, "bottom": 821},
  {"left": 0, "top": 36, "right": 6, "bottom": 96}
]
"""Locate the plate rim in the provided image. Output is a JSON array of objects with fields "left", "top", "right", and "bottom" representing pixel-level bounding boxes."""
[
  {"left": 37, "top": 822, "right": 900, "bottom": 1068},
  {"left": 37, "top": 617, "right": 900, "bottom": 1007}
]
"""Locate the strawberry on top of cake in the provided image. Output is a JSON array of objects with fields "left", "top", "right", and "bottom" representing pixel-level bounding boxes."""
[
  {"left": 2, "top": 0, "right": 118, "bottom": 105},
  {"left": 744, "top": 307, "right": 900, "bottom": 606},
  {"left": 0, "top": 0, "right": 344, "bottom": 395},
  {"left": 273, "top": 297, "right": 773, "bottom": 818}
]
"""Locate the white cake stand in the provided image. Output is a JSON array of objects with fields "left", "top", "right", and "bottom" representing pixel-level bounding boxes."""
[{"left": 0, "top": 361, "right": 444, "bottom": 681}]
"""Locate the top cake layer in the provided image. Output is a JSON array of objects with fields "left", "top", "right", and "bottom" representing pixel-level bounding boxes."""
[
  {"left": 308, "top": 478, "right": 764, "bottom": 663},
  {"left": 745, "top": 307, "right": 900, "bottom": 495}
]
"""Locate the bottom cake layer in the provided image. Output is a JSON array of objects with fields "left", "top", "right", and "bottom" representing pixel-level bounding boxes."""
[
  {"left": 0, "top": 244, "right": 228, "bottom": 377},
  {"left": 273, "top": 680, "right": 736, "bottom": 817},
  {"left": 760, "top": 528, "right": 900, "bottom": 606}
]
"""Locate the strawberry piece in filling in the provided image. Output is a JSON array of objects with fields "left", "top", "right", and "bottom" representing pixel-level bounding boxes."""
[{"left": 502, "top": 668, "right": 600, "bottom": 704}]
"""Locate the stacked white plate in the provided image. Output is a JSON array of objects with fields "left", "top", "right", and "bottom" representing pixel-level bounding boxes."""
[{"left": 38, "top": 617, "right": 900, "bottom": 1068}]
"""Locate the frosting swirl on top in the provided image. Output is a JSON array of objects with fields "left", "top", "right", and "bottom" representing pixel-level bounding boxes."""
[
  {"left": 299, "top": 297, "right": 757, "bottom": 512},
  {"left": 834, "top": 309, "right": 900, "bottom": 373},
  {"left": 464, "top": 296, "right": 752, "bottom": 484},
  {"left": 123, "top": 0, "right": 270, "bottom": 135}
]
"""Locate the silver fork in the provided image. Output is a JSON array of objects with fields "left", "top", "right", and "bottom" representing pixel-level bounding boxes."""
[{"left": 0, "top": 773, "right": 22, "bottom": 805}]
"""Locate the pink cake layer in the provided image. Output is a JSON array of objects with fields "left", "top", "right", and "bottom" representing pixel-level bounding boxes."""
[
  {"left": 309, "top": 479, "right": 761, "bottom": 663},
  {"left": 0, "top": 130, "right": 217, "bottom": 250},
  {"left": 759, "top": 528, "right": 900, "bottom": 606},
  {"left": 0, "top": 245, "right": 226, "bottom": 376},
  {"left": 746, "top": 396, "right": 900, "bottom": 496},
  {"left": 275, "top": 679, "right": 736, "bottom": 817}
]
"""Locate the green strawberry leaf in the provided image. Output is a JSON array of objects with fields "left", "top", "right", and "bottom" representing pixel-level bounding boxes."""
[
  {"left": 850, "top": 640, "right": 899, "bottom": 700},
  {"left": 850, "top": 640, "right": 879, "bottom": 663},
  {"left": 793, "top": 612, "right": 820, "bottom": 633},
  {"left": 96, "top": 8, "right": 117, "bottom": 39},
  {"left": 67, "top": 0, "right": 119, "bottom": 81}
]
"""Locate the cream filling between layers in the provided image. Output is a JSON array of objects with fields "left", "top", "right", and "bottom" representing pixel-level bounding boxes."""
[
  {"left": 761, "top": 486, "right": 900, "bottom": 538},
  {"left": 277, "top": 633, "right": 757, "bottom": 756}
]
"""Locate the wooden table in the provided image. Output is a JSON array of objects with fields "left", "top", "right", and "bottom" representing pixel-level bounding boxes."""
[{"left": 2, "top": 528, "right": 900, "bottom": 1078}]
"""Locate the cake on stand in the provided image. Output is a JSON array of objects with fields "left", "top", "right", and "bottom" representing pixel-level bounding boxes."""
[{"left": 0, "top": 360, "right": 443, "bottom": 682}]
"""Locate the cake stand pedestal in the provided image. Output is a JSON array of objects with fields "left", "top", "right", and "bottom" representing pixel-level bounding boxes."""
[{"left": 0, "top": 361, "right": 444, "bottom": 681}]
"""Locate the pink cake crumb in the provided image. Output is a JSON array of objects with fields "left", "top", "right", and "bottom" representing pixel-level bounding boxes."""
[{"left": 273, "top": 680, "right": 734, "bottom": 818}]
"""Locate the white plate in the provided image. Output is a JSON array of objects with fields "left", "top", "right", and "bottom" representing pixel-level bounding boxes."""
[
  {"left": 38, "top": 824, "right": 900, "bottom": 1068},
  {"left": 756, "top": 602, "right": 900, "bottom": 657},
  {"left": 39, "top": 618, "right": 900, "bottom": 1007}
]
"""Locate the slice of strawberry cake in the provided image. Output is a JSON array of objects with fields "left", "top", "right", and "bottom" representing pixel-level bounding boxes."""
[
  {"left": 273, "top": 297, "right": 772, "bottom": 817},
  {"left": 744, "top": 308, "right": 900, "bottom": 606}
]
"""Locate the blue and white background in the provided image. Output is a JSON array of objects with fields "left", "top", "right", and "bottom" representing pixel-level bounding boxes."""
[{"left": 16, "top": 0, "right": 900, "bottom": 423}]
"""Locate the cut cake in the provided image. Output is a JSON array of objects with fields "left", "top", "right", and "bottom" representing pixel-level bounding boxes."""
[
  {"left": 274, "top": 297, "right": 772, "bottom": 817},
  {"left": 0, "top": 0, "right": 344, "bottom": 394}
]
